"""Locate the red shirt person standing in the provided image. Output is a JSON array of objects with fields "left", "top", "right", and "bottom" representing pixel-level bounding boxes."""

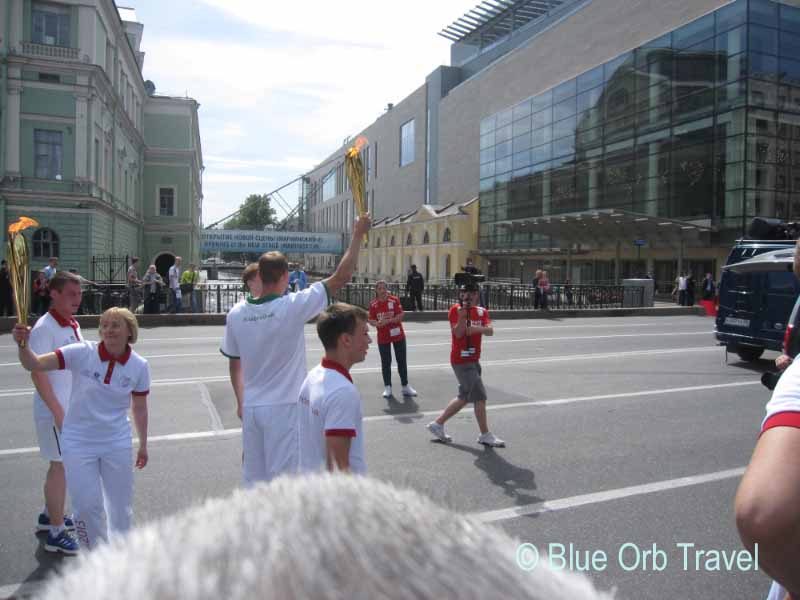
[
  {"left": 368, "top": 281, "right": 417, "bottom": 400},
  {"left": 427, "top": 282, "right": 505, "bottom": 447}
]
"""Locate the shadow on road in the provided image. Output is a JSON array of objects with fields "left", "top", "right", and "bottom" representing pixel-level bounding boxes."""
[
  {"left": 10, "top": 532, "right": 75, "bottom": 595},
  {"left": 436, "top": 442, "right": 543, "bottom": 510},
  {"left": 382, "top": 396, "right": 422, "bottom": 424}
]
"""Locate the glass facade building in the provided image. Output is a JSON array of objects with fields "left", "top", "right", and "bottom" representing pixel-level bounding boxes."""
[{"left": 478, "top": 0, "right": 800, "bottom": 260}]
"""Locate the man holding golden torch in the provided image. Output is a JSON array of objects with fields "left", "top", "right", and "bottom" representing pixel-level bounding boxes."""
[
  {"left": 7, "top": 218, "right": 82, "bottom": 554},
  {"left": 345, "top": 137, "right": 369, "bottom": 243}
]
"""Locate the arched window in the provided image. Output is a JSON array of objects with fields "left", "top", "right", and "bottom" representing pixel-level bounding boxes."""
[
  {"left": 406, "top": 233, "right": 413, "bottom": 246},
  {"left": 32, "top": 228, "right": 59, "bottom": 259},
  {"left": 376, "top": 236, "right": 381, "bottom": 248},
  {"left": 390, "top": 235, "right": 395, "bottom": 247},
  {"left": 443, "top": 228, "right": 452, "bottom": 242},
  {"left": 423, "top": 231, "right": 430, "bottom": 244}
]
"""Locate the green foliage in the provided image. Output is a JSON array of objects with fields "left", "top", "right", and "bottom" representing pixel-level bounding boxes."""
[{"left": 223, "top": 194, "right": 277, "bottom": 231}]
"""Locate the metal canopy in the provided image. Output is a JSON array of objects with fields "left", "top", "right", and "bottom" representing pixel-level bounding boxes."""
[
  {"left": 439, "top": 0, "right": 568, "bottom": 44},
  {"left": 487, "top": 209, "right": 713, "bottom": 254}
]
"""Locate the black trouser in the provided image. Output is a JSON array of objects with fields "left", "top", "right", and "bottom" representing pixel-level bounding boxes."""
[
  {"left": 145, "top": 292, "right": 160, "bottom": 314},
  {"left": 378, "top": 339, "right": 408, "bottom": 387},
  {"left": 533, "top": 288, "right": 541, "bottom": 309},
  {"left": 0, "top": 292, "right": 13, "bottom": 317},
  {"left": 410, "top": 290, "right": 423, "bottom": 311}
]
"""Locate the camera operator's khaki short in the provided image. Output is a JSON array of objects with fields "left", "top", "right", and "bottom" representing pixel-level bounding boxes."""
[{"left": 452, "top": 361, "right": 487, "bottom": 403}]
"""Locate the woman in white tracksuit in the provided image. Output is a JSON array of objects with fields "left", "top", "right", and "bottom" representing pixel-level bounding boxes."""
[{"left": 14, "top": 307, "right": 150, "bottom": 550}]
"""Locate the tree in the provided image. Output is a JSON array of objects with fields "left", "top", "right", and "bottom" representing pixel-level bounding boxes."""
[{"left": 224, "top": 194, "right": 277, "bottom": 230}]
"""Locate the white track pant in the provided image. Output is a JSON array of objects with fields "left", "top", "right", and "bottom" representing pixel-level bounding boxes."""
[
  {"left": 242, "top": 404, "right": 298, "bottom": 486},
  {"left": 63, "top": 447, "right": 133, "bottom": 550}
]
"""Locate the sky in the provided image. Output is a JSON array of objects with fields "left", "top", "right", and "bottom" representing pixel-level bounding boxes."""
[{"left": 126, "top": 0, "right": 476, "bottom": 227}]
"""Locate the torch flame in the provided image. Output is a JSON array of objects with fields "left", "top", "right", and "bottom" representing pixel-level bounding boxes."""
[
  {"left": 8, "top": 216, "right": 39, "bottom": 235},
  {"left": 347, "top": 135, "right": 368, "bottom": 158}
]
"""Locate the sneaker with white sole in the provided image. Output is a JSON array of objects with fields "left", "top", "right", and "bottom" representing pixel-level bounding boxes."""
[
  {"left": 44, "top": 530, "right": 79, "bottom": 555},
  {"left": 401, "top": 384, "right": 417, "bottom": 397},
  {"left": 427, "top": 421, "right": 452, "bottom": 443},
  {"left": 477, "top": 432, "right": 506, "bottom": 448},
  {"left": 382, "top": 386, "right": 393, "bottom": 398},
  {"left": 36, "top": 513, "right": 75, "bottom": 533}
]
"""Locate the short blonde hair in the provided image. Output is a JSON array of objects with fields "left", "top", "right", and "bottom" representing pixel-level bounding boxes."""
[{"left": 100, "top": 307, "right": 139, "bottom": 344}]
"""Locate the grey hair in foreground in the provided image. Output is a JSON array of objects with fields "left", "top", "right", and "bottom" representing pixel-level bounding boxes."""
[{"left": 35, "top": 475, "right": 613, "bottom": 600}]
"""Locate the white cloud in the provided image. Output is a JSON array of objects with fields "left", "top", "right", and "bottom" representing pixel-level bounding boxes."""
[{"left": 136, "top": 0, "right": 475, "bottom": 225}]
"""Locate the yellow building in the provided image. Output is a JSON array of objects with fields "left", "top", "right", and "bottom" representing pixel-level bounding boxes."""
[{"left": 357, "top": 198, "right": 482, "bottom": 283}]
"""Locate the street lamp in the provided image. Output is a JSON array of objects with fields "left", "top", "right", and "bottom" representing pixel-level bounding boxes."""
[{"left": 519, "top": 260, "right": 525, "bottom": 284}]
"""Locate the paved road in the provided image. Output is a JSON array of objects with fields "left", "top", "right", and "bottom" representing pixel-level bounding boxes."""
[{"left": 0, "top": 315, "right": 777, "bottom": 598}]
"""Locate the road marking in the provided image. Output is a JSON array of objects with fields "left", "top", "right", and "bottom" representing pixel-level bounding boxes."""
[
  {"left": 0, "top": 581, "right": 42, "bottom": 599},
  {"left": 0, "top": 379, "right": 759, "bottom": 457},
  {"left": 0, "top": 331, "right": 714, "bottom": 367},
  {"left": 0, "top": 346, "right": 718, "bottom": 397},
  {"left": 197, "top": 383, "right": 224, "bottom": 432},
  {"left": 473, "top": 467, "right": 746, "bottom": 523}
]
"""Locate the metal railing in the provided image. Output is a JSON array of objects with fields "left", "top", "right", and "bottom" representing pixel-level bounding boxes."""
[{"left": 62, "top": 282, "right": 644, "bottom": 315}]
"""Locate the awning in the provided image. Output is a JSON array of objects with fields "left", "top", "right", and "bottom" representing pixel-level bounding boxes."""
[{"left": 489, "top": 209, "right": 713, "bottom": 253}]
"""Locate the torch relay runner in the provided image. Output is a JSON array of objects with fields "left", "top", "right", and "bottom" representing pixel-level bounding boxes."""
[
  {"left": 13, "top": 308, "right": 151, "bottom": 551},
  {"left": 221, "top": 213, "right": 371, "bottom": 485}
]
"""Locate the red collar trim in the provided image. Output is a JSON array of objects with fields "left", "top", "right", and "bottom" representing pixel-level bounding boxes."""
[
  {"left": 98, "top": 341, "right": 132, "bottom": 365},
  {"left": 49, "top": 309, "right": 78, "bottom": 329},
  {"left": 321, "top": 358, "right": 352, "bottom": 383}
]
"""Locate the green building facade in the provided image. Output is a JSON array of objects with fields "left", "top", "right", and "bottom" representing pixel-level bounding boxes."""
[{"left": 0, "top": 0, "right": 202, "bottom": 279}]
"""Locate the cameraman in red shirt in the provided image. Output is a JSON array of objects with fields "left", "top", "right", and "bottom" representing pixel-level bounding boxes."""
[
  {"left": 427, "top": 282, "right": 505, "bottom": 447},
  {"left": 368, "top": 281, "right": 417, "bottom": 400}
]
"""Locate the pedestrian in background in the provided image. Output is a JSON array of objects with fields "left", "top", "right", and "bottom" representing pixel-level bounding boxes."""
[
  {"left": 181, "top": 263, "right": 200, "bottom": 313},
  {"left": 33, "top": 270, "right": 50, "bottom": 316},
  {"left": 686, "top": 273, "right": 695, "bottom": 307},
  {"left": 676, "top": 273, "right": 687, "bottom": 306},
  {"left": 0, "top": 259, "right": 14, "bottom": 317},
  {"left": 289, "top": 264, "right": 308, "bottom": 292},
  {"left": 702, "top": 272, "right": 715, "bottom": 301},
  {"left": 538, "top": 270, "right": 550, "bottom": 311},
  {"left": 43, "top": 257, "right": 58, "bottom": 282},
  {"left": 532, "top": 269, "right": 542, "bottom": 309},
  {"left": 13, "top": 307, "right": 150, "bottom": 551},
  {"left": 168, "top": 257, "right": 182, "bottom": 313},
  {"left": 142, "top": 265, "right": 163, "bottom": 315},
  {"left": 127, "top": 257, "right": 142, "bottom": 312},
  {"left": 406, "top": 264, "right": 425, "bottom": 311},
  {"left": 368, "top": 280, "right": 417, "bottom": 400}
]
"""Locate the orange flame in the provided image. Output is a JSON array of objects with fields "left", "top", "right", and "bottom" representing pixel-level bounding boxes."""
[
  {"left": 347, "top": 135, "right": 368, "bottom": 158},
  {"left": 7, "top": 217, "right": 39, "bottom": 236}
]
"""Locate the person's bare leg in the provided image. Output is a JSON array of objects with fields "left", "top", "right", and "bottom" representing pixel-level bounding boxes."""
[
  {"left": 44, "top": 462, "right": 66, "bottom": 527},
  {"left": 735, "top": 427, "right": 800, "bottom": 597},
  {"left": 436, "top": 398, "right": 467, "bottom": 425},
  {"left": 474, "top": 400, "right": 489, "bottom": 435}
]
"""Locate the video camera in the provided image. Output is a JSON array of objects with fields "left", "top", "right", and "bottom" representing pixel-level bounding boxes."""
[
  {"left": 747, "top": 217, "right": 800, "bottom": 241},
  {"left": 453, "top": 272, "right": 485, "bottom": 288}
]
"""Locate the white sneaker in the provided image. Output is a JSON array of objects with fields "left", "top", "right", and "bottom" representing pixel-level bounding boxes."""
[
  {"left": 401, "top": 384, "right": 417, "bottom": 397},
  {"left": 477, "top": 432, "right": 506, "bottom": 448},
  {"left": 382, "top": 386, "right": 393, "bottom": 398},
  {"left": 427, "top": 421, "right": 452, "bottom": 443}
]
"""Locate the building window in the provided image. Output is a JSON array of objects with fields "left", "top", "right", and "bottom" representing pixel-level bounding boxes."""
[
  {"left": 443, "top": 228, "right": 452, "bottom": 242},
  {"left": 406, "top": 233, "right": 413, "bottom": 246},
  {"left": 322, "top": 168, "right": 337, "bottom": 201},
  {"left": 423, "top": 231, "right": 430, "bottom": 244},
  {"left": 374, "top": 141, "right": 378, "bottom": 178},
  {"left": 94, "top": 139, "right": 100, "bottom": 184},
  {"left": 32, "top": 2, "right": 70, "bottom": 46},
  {"left": 400, "top": 119, "right": 415, "bottom": 167},
  {"left": 365, "top": 145, "right": 371, "bottom": 181},
  {"left": 158, "top": 187, "right": 176, "bottom": 216},
  {"left": 32, "top": 228, "right": 59, "bottom": 259},
  {"left": 390, "top": 235, "right": 395, "bottom": 247},
  {"left": 376, "top": 236, "right": 381, "bottom": 248},
  {"left": 34, "top": 129, "right": 62, "bottom": 179}
]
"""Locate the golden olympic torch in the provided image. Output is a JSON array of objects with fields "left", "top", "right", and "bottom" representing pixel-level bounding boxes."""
[
  {"left": 345, "top": 136, "right": 368, "bottom": 241},
  {"left": 6, "top": 217, "right": 39, "bottom": 347}
]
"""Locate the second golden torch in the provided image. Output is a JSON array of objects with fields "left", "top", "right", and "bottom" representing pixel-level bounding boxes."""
[{"left": 345, "top": 136, "right": 368, "bottom": 242}]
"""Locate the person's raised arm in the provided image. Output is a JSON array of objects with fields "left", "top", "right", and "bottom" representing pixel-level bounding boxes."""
[
  {"left": 323, "top": 214, "right": 371, "bottom": 296},
  {"left": 13, "top": 326, "right": 61, "bottom": 372}
]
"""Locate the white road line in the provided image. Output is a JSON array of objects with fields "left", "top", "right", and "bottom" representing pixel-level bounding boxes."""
[
  {"left": 0, "top": 379, "right": 758, "bottom": 457},
  {"left": 0, "top": 331, "right": 714, "bottom": 367},
  {"left": 473, "top": 467, "right": 746, "bottom": 523},
  {"left": 0, "top": 346, "right": 717, "bottom": 398},
  {"left": 197, "top": 383, "right": 224, "bottom": 432}
]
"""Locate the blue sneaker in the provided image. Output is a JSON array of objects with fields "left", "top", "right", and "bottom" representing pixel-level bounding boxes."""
[
  {"left": 36, "top": 513, "right": 76, "bottom": 533},
  {"left": 44, "top": 530, "right": 79, "bottom": 555}
]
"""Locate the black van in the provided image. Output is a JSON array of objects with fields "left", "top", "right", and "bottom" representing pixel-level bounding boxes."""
[{"left": 715, "top": 240, "right": 799, "bottom": 361}]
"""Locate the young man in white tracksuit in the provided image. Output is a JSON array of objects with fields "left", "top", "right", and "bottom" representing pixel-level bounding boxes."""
[
  {"left": 14, "top": 308, "right": 150, "bottom": 550},
  {"left": 28, "top": 271, "right": 84, "bottom": 554},
  {"left": 221, "top": 214, "right": 371, "bottom": 485}
]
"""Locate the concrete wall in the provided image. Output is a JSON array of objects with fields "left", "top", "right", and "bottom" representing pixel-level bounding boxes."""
[{"left": 436, "top": 0, "right": 732, "bottom": 210}]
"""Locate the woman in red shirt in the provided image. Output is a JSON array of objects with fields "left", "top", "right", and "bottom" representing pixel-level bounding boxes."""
[{"left": 368, "top": 281, "right": 417, "bottom": 400}]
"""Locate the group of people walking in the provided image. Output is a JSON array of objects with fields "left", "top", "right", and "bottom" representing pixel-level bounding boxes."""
[
  {"left": 672, "top": 272, "right": 716, "bottom": 306},
  {"left": 10, "top": 212, "right": 506, "bottom": 558}
]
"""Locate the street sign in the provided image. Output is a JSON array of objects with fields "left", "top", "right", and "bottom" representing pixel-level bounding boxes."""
[
  {"left": 633, "top": 239, "right": 647, "bottom": 247},
  {"left": 201, "top": 230, "right": 343, "bottom": 254}
]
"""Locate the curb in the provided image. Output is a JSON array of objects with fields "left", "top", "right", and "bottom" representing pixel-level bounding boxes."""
[{"left": 0, "top": 306, "right": 705, "bottom": 333}]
